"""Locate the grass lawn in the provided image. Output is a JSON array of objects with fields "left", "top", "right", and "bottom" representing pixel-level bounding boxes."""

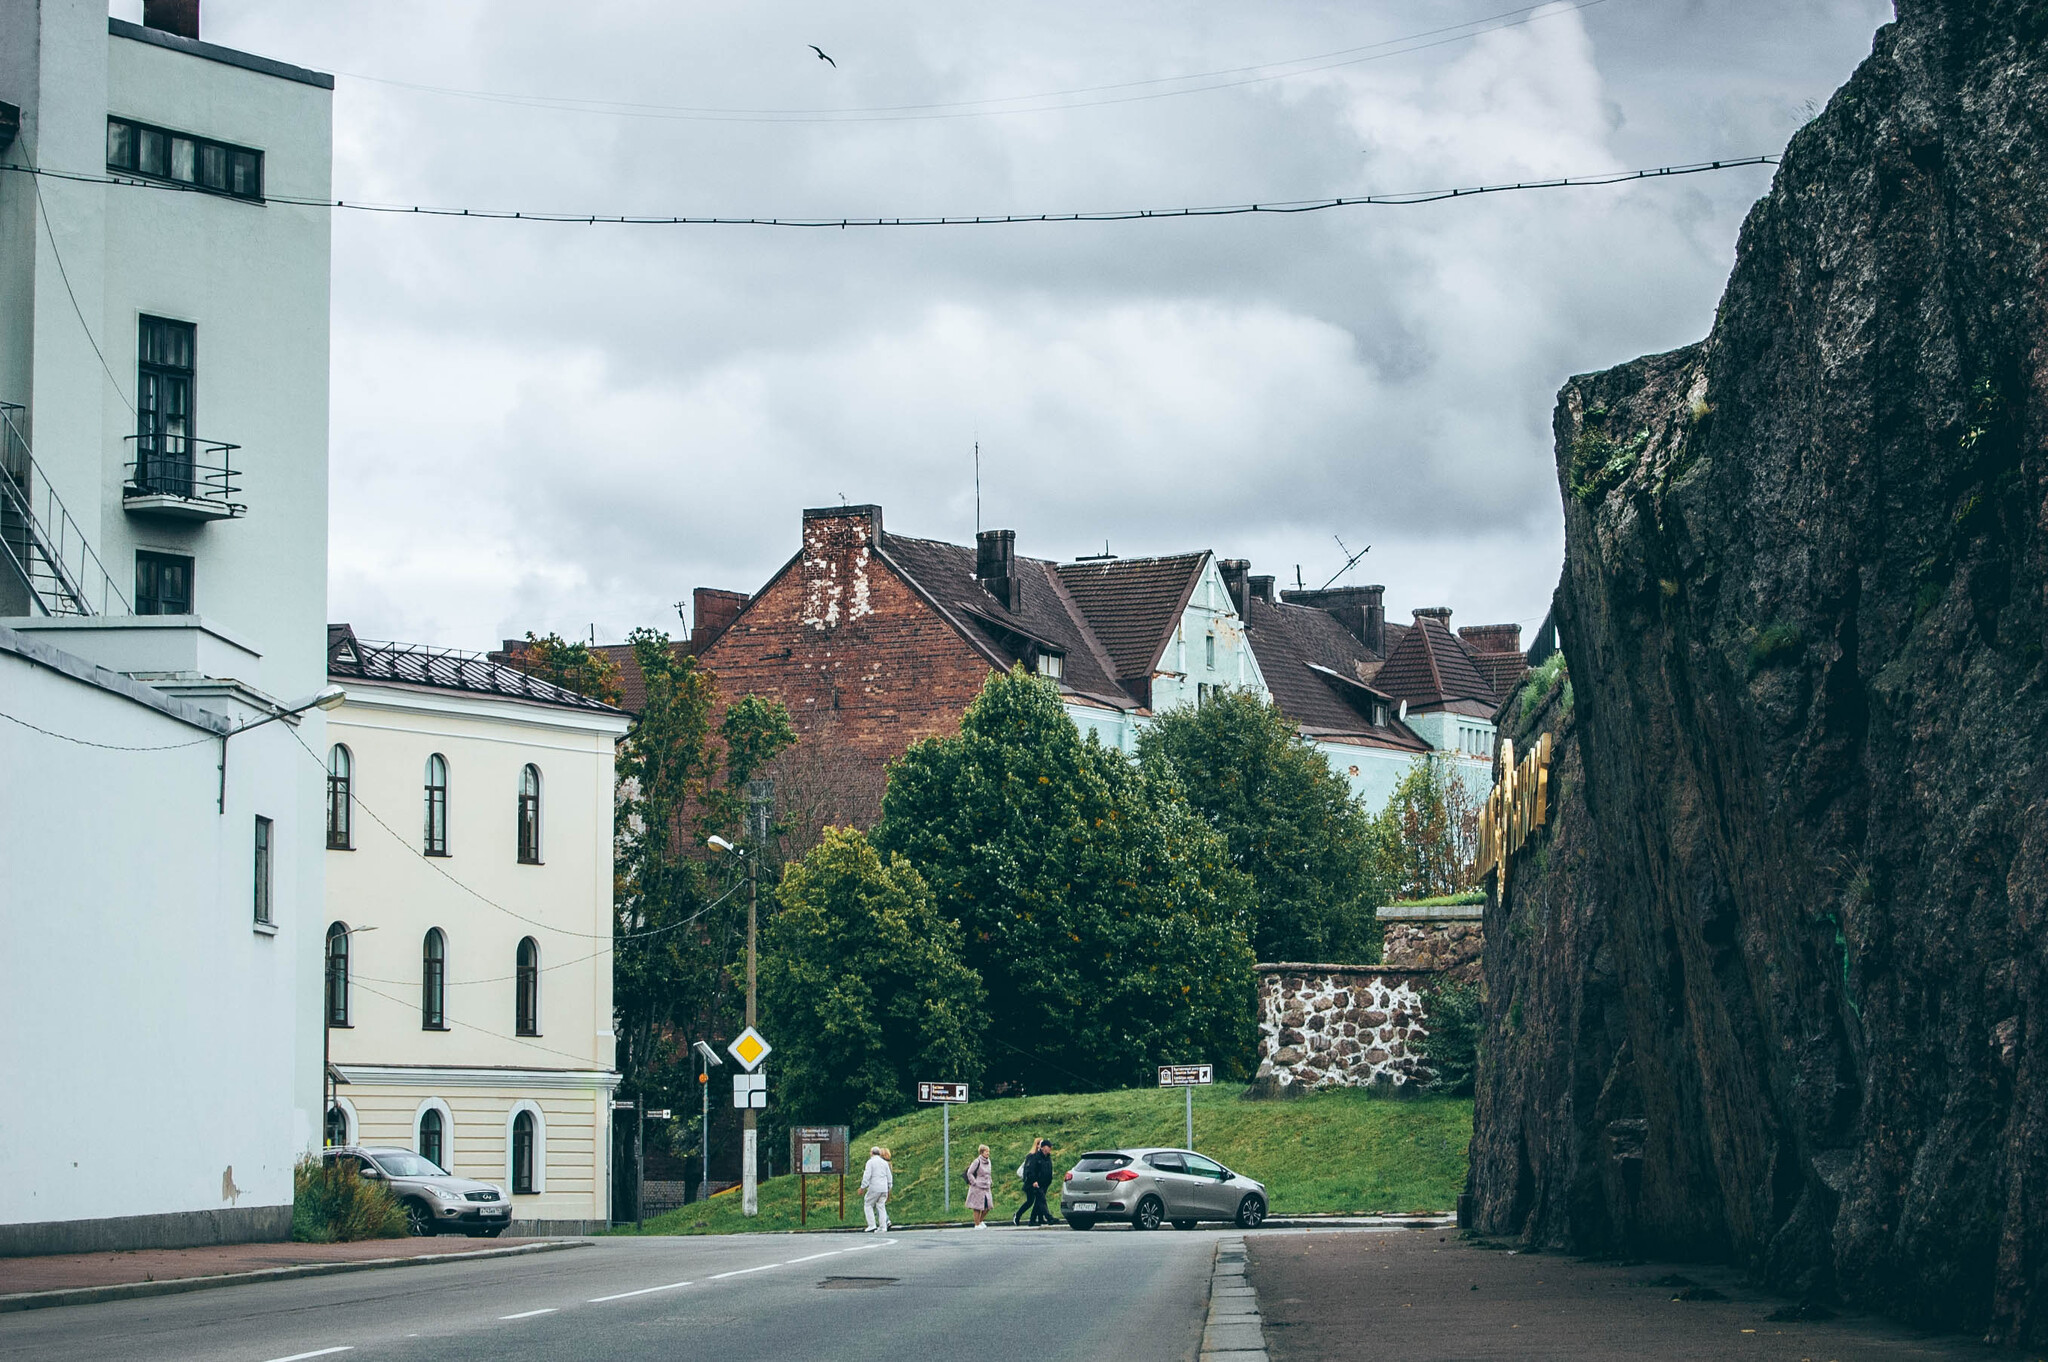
[{"left": 619, "top": 1085, "right": 1471, "bottom": 1236}]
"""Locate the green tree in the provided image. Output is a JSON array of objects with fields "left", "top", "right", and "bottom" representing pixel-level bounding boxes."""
[
  {"left": 509, "top": 631, "right": 624, "bottom": 708},
  {"left": 612, "top": 630, "right": 794, "bottom": 1169},
  {"left": 1137, "top": 690, "right": 1391, "bottom": 962},
  {"left": 873, "top": 668, "right": 1257, "bottom": 1093},
  {"left": 760, "top": 827, "right": 985, "bottom": 1131},
  {"left": 1376, "top": 755, "right": 1481, "bottom": 901}
]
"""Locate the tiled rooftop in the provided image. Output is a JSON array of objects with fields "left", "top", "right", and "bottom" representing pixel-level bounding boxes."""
[{"left": 329, "top": 624, "right": 622, "bottom": 714}]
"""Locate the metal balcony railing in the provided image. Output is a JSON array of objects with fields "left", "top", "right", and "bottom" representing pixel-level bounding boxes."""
[
  {"left": 0, "top": 403, "right": 131, "bottom": 616},
  {"left": 123, "top": 433, "right": 245, "bottom": 519}
]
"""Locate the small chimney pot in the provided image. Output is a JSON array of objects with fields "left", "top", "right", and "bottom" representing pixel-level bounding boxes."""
[
  {"left": 976, "top": 529, "right": 1018, "bottom": 612},
  {"left": 143, "top": 0, "right": 200, "bottom": 39}
]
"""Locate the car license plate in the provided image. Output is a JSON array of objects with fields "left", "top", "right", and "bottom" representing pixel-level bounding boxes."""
[
  {"left": 484, "top": 1206, "right": 507, "bottom": 1216},
  {"left": 1072, "top": 1202, "right": 1096, "bottom": 1212}
]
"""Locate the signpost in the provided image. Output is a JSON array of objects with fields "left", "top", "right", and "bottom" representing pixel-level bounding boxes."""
[
  {"left": 728, "top": 1023, "right": 772, "bottom": 1216},
  {"left": 790, "top": 1125, "right": 849, "bottom": 1226},
  {"left": 918, "top": 1082, "right": 969, "bottom": 1211},
  {"left": 1158, "top": 1064, "right": 1213, "bottom": 1150}
]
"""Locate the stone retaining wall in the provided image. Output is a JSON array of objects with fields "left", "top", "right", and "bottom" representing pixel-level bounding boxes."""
[
  {"left": 1377, "top": 904, "right": 1485, "bottom": 984},
  {"left": 1253, "top": 964, "right": 1440, "bottom": 1091}
]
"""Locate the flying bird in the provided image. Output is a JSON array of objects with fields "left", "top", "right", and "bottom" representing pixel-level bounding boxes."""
[{"left": 809, "top": 45, "right": 837, "bottom": 68}]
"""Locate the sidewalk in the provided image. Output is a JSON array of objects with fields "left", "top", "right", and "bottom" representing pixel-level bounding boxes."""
[
  {"left": 1245, "top": 1229, "right": 2030, "bottom": 1360},
  {"left": 0, "top": 1236, "right": 586, "bottom": 1313}
]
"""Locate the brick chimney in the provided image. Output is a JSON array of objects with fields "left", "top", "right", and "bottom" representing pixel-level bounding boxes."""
[
  {"left": 143, "top": 0, "right": 200, "bottom": 39},
  {"left": 799, "top": 504, "right": 884, "bottom": 632},
  {"left": 1250, "top": 574, "right": 1275, "bottom": 604},
  {"left": 692, "top": 587, "right": 749, "bottom": 647},
  {"left": 1278, "top": 582, "right": 1385, "bottom": 655},
  {"left": 1217, "top": 559, "right": 1252, "bottom": 619},
  {"left": 976, "top": 529, "right": 1018, "bottom": 612},
  {"left": 1362, "top": 585, "right": 1385, "bottom": 656},
  {"left": 1459, "top": 623, "right": 1523, "bottom": 655}
]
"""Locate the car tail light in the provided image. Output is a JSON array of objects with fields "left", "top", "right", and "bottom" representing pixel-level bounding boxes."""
[
  {"left": 1106, "top": 1169, "right": 1139, "bottom": 1183},
  {"left": 1063, "top": 1171, "right": 1073, "bottom": 1182}
]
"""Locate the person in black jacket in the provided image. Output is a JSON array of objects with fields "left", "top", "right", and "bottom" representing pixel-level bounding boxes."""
[{"left": 1013, "top": 1139, "right": 1056, "bottom": 1226}]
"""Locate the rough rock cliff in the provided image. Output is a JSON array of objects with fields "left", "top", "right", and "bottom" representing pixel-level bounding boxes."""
[{"left": 1466, "top": 0, "right": 2048, "bottom": 1342}]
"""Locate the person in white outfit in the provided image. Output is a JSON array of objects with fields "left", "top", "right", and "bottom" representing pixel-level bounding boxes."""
[{"left": 859, "top": 1145, "right": 894, "bottom": 1232}]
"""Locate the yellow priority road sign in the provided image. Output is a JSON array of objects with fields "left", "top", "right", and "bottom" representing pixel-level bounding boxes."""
[{"left": 728, "top": 1026, "right": 772, "bottom": 1071}]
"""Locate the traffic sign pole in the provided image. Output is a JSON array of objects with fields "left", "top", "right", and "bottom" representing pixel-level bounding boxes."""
[
  {"left": 943, "top": 1103, "right": 951, "bottom": 1213},
  {"left": 1186, "top": 1085, "right": 1193, "bottom": 1151}
]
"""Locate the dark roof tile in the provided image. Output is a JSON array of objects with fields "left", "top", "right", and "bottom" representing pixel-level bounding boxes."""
[{"left": 1054, "top": 553, "right": 1209, "bottom": 682}]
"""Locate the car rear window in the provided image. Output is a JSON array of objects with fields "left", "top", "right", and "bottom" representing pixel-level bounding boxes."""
[{"left": 1072, "top": 1154, "right": 1131, "bottom": 1172}]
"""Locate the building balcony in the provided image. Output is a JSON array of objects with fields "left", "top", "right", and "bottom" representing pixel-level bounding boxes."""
[{"left": 124, "top": 436, "right": 245, "bottom": 521}]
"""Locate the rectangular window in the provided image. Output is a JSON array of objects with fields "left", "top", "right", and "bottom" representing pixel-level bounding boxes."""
[
  {"left": 252, "top": 816, "right": 273, "bottom": 925},
  {"left": 1034, "top": 650, "right": 1064, "bottom": 680},
  {"left": 135, "top": 551, "right": 193, "bottom": 615},
  {"left": 106, "top": 116, "right": 263, "bottom": 202},
  {"left": 1206, "top": 633, "right": 1216, "bottom": 670}
]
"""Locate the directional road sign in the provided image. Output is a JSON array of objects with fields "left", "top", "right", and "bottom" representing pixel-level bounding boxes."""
[
  {"left": 728, "top": 1027, "right": 772, "bottom": 1071},
  {"left": 733, "top": 1072, "right": 767, "bottom": 1108},
  {"left": 646, "top": 1108, "right": 672, "bottom": 1120},
  {"left": 1157, "top": 1064, "right": 1213, "bottom": 1087},
  {"left": 917, "top": 1081, "right": 969, "bottom": 1104}
]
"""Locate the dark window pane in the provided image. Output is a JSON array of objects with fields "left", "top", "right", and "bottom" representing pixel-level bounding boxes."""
[
  {"left": 170, "top": 137, "right": 196, "bottom": 182},
  {"left": 326, "top": 923, "right": 350, "bottom": 1026},
  {"left": 253, "top": 816, "right": 273, "bottom": 924},
  {"left": 231, "top": 150, "right": 260, "bottom": 198},
  {"left": 135, "top": 552, "right": 193, "bottom": 615},
  {"left": 138, "top": 127, "right": 166, "bottom": 177},
  {"left": 106, "top": 120, "right": 135, "bottom": 170},
  {"left": 200, "top": 143, "right": 228, "bottom": 190}
]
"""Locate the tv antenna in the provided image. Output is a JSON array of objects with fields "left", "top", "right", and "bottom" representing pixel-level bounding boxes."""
[
  {"left": 974, "top": 440, "right": 981, "bottom": 534},
  {"left": 1318, "top": 536, "right": 1371, "bottom": 590}
]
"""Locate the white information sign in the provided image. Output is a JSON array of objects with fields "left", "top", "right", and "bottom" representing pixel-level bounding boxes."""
[{"left": 733, "top": 1072, "right": 767, "bottom": 1108}]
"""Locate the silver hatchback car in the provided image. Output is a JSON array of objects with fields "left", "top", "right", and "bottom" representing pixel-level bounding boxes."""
[
  {"left": 324, "top": 1146, "right": 513, "bottom": 1238},
  {"left": 1059, "top": 1148, "right": 1268, "bottom": 1231}
]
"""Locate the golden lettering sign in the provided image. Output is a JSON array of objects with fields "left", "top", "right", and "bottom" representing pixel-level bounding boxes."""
[{"left": 1477, "top": 731, "right": 1551, "bottom": 886}]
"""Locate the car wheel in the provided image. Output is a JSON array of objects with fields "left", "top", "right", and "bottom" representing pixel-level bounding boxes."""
[
  {"left": 1065, "top": 1216, "right": 1096, "bottom": 1231},
  {"left": 1236, "top": 1195, "right": 1267, "bottom": 1229},
  {"left": 1132, "top": 1196, "right": 1164, "bottom": 1232},
  {"left": 1172, "top": 1219, "right": 1200, "bottom": 1231},
  {"left": 403, "top": 1200, "right": 435, "bottom": 1237}
]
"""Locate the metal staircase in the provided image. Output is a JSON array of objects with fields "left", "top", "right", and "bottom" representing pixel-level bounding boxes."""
[{"left": 0, "top": 402, "right": 130, "bottom": 616}]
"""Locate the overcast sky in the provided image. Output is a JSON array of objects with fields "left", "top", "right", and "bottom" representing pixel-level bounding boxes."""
[{"left": 133, "top": 0, "right": 1892, "bottom": 650}]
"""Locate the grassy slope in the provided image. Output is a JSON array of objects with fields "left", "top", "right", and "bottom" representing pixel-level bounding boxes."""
[{"left": 622, "top": 1086, "right": 1472, "bottom": 1236}]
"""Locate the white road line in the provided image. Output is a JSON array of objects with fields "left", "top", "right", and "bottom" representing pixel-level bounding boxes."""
[
  {"left": 262, "top": 1349, "right": 353, "bottom": 1362},
  {"left": 708, "top": 1262, "right": 784, "bottom": 1280},
  {"left": 498, "top": 1308, "right": 558, "bottom": 1320},
  {"left": 588, "top": 1279, "right": 693, "bottom": 1303}
]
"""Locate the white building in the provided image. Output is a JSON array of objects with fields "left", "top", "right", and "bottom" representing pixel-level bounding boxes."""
[
  {"left": 323, "top": 627, "right": 630, "bottom": 1235},
  {"left": 0, "top": 0, "right": 332, "bottom": 1253}
]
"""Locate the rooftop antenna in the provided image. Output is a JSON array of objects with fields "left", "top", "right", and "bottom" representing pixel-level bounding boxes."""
[
  {"left": 1317, "top": 535, "right": 1372, "bottom": 590},
  {"left": 589, "top": 623, "right": 596, "bottom": 644},
  {"left": 974, "top": 440, "right": 981, "bottom": 534},
  {"left": 1295, "top": 564, "right": 1304, "bottom": 591}
]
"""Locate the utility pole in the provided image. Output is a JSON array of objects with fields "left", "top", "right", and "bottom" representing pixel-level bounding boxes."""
[{"left": 741, "top": 779, "right": 771, "bottom": 1217}]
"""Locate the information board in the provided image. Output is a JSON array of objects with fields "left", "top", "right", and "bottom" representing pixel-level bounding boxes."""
[
  {"left": 1157, "top": 1064, "right": 1214, "bottom": 1087},
  {"left": 917, "top": 1081, "right": 970, "bottom": 1103}
]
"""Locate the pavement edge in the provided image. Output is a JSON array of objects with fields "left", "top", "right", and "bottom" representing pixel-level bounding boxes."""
[
  {"left": 1202, "top": 1235, "right": 1268, "bottom": 1361},
  {"left": 0, "top": 1238, "right": 594, "bottom": 1314}
]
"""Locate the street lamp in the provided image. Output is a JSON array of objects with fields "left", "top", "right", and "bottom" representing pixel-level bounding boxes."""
[
  {"left": 217, "top": 684, "right": 347, "bottom": 813},
  {"left": 692, "top": 1039, "right": 724, "bottom": 1204}
]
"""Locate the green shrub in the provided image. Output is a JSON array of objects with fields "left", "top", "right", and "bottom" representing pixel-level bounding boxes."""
[
  {"left": 1517, "top": 653, "right": 1568, "bottom": 732},
  {"left": 1747, "top": 622, "right": 1803, "bottom": 675},
  {"left": 1421, "top": 981, "right": 1482, "bottom": 1096},
  {"left": 1567, "top": 427, "right": 1649, "bottom": 503},
  {"left": 291, "top": 1156, "right": 407, "bottom": 1242},
  {"left": 1388, "top": 890, "right": 1486, "bottom": 908}
]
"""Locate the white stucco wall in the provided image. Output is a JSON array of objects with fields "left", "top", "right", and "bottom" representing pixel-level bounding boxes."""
[
  {"left": 325, "top": 681, "right": 627, "bottom": 1225},
  {"left": 0, "top": 640, "right": 317, "bottom": 1232}
]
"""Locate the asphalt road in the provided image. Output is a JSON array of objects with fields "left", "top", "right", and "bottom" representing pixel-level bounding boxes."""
[{"left": 0, "top": 1227, "right": 1219, "bottom": 1362}]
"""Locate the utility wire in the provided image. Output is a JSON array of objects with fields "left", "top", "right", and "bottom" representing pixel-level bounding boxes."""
[
  {"left": 2, "top": 156, "right": 1779, "bottom": 230},
  {"left": 338, "top": 1, "right": 1610, "bottom": 126},
  {"left": 0, "top": 707, "right": 219, "bottom": 750},
  {"left": 30, "top": 171, "right": 137, "bottom": 414},
  {"left": 343, "top": 973, "right": 617, "bottom": 1069}
]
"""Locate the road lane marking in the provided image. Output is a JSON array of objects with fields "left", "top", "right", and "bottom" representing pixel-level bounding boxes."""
[
  {"left": 708, "top": 1263, "right": 784, "bottom": 1280},
  {"left": 589, "top": 1280, "right": 693, "bottom": 1302},
  {"left": 263, "top": 1350, "right": 352, "bottom": 1362},
  {"left": 499, "top": 1308, "right": 558, "bottom": 1320}
]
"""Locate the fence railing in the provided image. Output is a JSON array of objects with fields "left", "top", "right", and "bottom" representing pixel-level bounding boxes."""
[
  {"left": 124, "top": 432, "right": 245, "bottom": 517},
  {"left": 0, "top": 403, "right": 131, "bottom": 616}
]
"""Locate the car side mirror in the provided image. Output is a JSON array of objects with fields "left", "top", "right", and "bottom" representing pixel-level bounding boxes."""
[{"left": 359, "top": 1166, "right": 383, "bottom": 1179}]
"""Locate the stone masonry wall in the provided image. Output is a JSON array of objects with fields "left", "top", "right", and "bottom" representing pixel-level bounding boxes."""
[
  {"left": 1378, "top": 906, "right": 1485, "bottom": 984},
  {"left": 1254, "top": 964, "right": 1439, "bottom": 1091}
]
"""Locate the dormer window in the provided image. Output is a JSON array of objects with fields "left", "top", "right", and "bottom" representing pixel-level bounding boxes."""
[{"left": 1035, "top": 649, "right": 1064, "bottom": 680}]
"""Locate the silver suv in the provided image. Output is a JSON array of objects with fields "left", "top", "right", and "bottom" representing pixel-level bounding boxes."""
[
  {"left": 1059, "top": 1148, "right": 1267, "bottom": 1231},
  {"left": 323, "top": 1146, "right": 512, "bottom": 1238}
]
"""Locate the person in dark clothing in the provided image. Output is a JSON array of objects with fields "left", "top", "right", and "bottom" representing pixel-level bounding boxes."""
[{"left": 1014, "top": 1139, "right": 1056, "bottom": 1226}]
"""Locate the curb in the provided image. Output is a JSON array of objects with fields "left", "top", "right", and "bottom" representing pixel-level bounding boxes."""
[
  {"left": 1201, "top": 1235, "right": 1268, "bottom": 1361},
  {"left": 0, "top": 1238, "right": 593, "bottom": 1315}
]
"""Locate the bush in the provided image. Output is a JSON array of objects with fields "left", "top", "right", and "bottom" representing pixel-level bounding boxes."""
[
  {"left": 291, "top": 1156, "right": 408, "bottom": 1242},
  {"left": 1420, "top": 981, "right": 1482, "bottom": 1096}
]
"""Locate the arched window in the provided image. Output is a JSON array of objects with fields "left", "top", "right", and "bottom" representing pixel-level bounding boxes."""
[
  {"left": 421, "top": 928, "right": 447, "bottom": 1030},
  {"left": 324, "top": 1103, "right": 350, "bottom": 1148},
  {"left": 517, "top": 764, "right": 542, "bottom": 864},
  {"left": 326, "top": 744, "right": 352, "bottom": 849},
  {"left": 418, "top": 1107, "right": 445, "bottom": 1170},
  {"left": 325, "top": 923, "right": 350, "bottom": 1026},
  {"left": 511, "top": 1110, "right": 537, "bottom": 1195},
  {"left": 423, "top": 754, "right": 449, "bottom": 855},
  {"left": 515, "top": 937, "right": 540, "bottom": 1036}
]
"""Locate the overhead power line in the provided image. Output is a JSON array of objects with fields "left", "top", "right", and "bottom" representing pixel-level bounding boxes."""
[
  {"left": 338, "top": 0, "right": 1612, "bottom": 125},
  {"left": 1, "top": 156, "right": 1779, "bottom": 230}
]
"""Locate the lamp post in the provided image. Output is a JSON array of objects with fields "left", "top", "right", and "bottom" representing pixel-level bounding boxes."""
[
  {"left": 219, "top": 683, "right": 346, "bottom": 814},
  {"left": 692, "top": 1039, "right": 723, "bottom": 1203}
]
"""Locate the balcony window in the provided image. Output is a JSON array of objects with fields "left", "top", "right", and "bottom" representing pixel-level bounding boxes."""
[
  {"left": 134, "top": 551, "right": 193, "bottom": 615},
  {"left": 107, "top": 116, "right": 262, "bottom": 202},
  {"left": 136, "top": 315, "right": 195, "bottom": 494}
]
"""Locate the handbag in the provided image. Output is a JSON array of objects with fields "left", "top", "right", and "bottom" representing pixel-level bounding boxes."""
[{"left": 1016, "top": 1162, "right": 1027, "bottom": 1180}]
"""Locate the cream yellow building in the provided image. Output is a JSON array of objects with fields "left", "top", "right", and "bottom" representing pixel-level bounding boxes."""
[{"left": 322, "top": 625, "right": 629, "bottom": 1234}]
